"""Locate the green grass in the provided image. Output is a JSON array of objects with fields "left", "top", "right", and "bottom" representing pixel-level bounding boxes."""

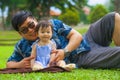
[
  {"left": 0, "top": 31, "right": 21, "bottom": 39},
  {"left": 0, "top": 31, "right": 21, "bottom": 45},
  {"left": 75, "top": 26, "right": 89, "bottom": 34},
  {"left": 0, "top": 46, "right": 14, "bottom": 68},
  {"left": 0, "top": 28, "right": 120, "bottom": 80},
  {"left": 0, "top": 31, "right": 21, "bottom": 69},
  {"left": 0, "top": 69, "right": 120, "bottom": 80}
]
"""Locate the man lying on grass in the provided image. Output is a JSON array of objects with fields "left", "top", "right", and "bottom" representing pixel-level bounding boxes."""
[{"left": 6, "top": 10, "right": 120, "bottom": 69}]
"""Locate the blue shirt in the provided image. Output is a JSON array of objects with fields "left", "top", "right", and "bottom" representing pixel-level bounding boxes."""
[{"left": 7, "top": 19, "right": 90, "bottom": 63}]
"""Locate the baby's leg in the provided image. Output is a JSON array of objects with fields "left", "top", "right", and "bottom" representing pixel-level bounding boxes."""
[
  {"left": 63, "top": 64, "right": 76, "bottom": 70},
  {"left": 57, "top": 60, "right": 66, "bottom": 67},
  {"left": 57, "top": 60, "right": 76, "bottom": 70},
  {"left": 32, "top": 62, "right": 43, "bottom": 71}
]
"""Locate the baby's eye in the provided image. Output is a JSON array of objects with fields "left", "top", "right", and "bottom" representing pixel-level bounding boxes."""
[
  {"left": 47, "top": 31, "right": 50, "bottom": 33},
  {"left": 41, "top": 32, "right": 44, "bottom": 33}
]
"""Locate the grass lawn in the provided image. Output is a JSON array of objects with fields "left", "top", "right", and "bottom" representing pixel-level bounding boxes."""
[
  {"left": 0, "top": 46, "right": 14, "bottom": 68},
  {"left": 0, "top": 28, "right": 120, "bottom": 80}
]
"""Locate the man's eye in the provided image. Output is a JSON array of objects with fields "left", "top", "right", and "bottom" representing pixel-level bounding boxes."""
[
  {"left": 28, "top": 22, "right": 35, "bottom": 28},
  {"left": 20, "top": 28, "right": 25, "bottom": 31},
  {"left": 20, "top": 28, "right": 27, "bottom": 32}
]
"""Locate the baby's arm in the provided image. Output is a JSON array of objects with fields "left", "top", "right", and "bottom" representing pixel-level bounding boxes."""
[
  {"left": 30, "top": 44, "right": 36, "bottom": 68},
  {"left": 48, "top": 41, "right": 57, "bottom": 66}
]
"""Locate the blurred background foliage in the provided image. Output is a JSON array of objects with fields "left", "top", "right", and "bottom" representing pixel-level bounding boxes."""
[
  {"left": 0, "top": 0, "right": 119, "bottom": 30},
  {"left": 88, "top": 4, "right": 108, "bottom": 23},
  {"left": 58, "top": 7, "right": 80, "bottom": 25}
]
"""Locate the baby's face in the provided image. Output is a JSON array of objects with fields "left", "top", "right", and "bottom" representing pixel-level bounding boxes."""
[{"left": 38, "top": 26, "right": 52, "bottom": 42}]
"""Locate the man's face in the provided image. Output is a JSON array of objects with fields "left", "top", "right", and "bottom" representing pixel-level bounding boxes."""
[{"left": 19, "top": 17, "right": 38, "bottom": 41}]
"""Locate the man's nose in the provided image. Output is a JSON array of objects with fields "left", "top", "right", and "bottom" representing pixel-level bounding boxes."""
[{"left": 28, "top": 27, "right": 34, "bottom": 32}]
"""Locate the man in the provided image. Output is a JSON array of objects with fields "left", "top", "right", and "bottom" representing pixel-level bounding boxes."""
[{"left": 7, "top": 10, "right": 120, "bottom": 69}]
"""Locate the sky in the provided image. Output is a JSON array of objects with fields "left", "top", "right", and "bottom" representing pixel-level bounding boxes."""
[
  {"left": 88, "top": 0, "right": 107, "bottom": 6},
  {"left": 0, "top": 7, "right": 8, "bottom": 17}
]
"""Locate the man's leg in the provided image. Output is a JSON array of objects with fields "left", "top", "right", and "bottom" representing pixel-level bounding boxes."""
[
  {"left": 77, "top": 46, "right": 120, "bottom": 68},
  {"left": 112, "top": 13, "right": 120, "bottom": 46},
  {"left": 86, "top": 12, "right": 115, "bottom": 46},
  {"left": 76, "top": 12, "right": 120, "bottom": 69},
  {"left": 57, "top": 60, "right": 66, "bottom": 67}
]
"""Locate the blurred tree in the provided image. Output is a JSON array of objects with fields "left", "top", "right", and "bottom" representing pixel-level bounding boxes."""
[
  {"left": 0, "top": 0, "right": 28, "bottom": 30},
  {"left": 58, "top": 7, "right": 80, "bottom": 25},
  {"left": 0, "top": 0, "right": 87, "bottom": 30},
  {"left": 27, "top": 0, "right": 87, "bottom": 19},
  {"left": 27, "top": 0, "right": 69, "bottom": 19},
  {"left": 0, "top": 0, "right": 6, "bottom": 30},
  {"left": 73, "top": 0, "right": 89, "bottom": 24},
  {"left": 6, "top": 0, "right": 28, "bottom": 21},
  {"left": 73, "top": 0, "right": 88, "bottom": 11},
  {"left": 106, "top": 0, "right": 120, "bottom": 13},
  {"left": 107, "top": 0, "right": 114, "bottom": 12},
  {"left": 114, "top": 0, "right": 120, "bottom": 13},
  {"left": 88, "top": 4, "right": 108, "bottom": 23}
]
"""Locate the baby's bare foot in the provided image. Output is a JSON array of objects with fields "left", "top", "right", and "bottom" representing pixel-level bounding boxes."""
[{"left": 32, "top": 65, "right": 43, "bottom": 71}]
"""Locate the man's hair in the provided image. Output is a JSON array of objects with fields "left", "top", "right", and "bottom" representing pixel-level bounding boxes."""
[{"left": 11, "top": 10, "right": 33, "bottom": 31}]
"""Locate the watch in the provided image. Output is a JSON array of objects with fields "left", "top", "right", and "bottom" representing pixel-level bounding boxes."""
[{"left": 63, "top": 48, "right": 71, "bottom": 57}]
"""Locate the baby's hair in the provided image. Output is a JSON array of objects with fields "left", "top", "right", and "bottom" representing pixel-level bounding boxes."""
[{"left": 36, "top": 20, "right": 53, "bottom": 32}]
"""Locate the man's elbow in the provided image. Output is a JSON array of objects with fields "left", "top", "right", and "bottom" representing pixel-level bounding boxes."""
[
  {"left": 6, "top": 62, "right": 10, "bottom": 68},
  {"left": 76, "top": 32, "right": 83, "bottom": 41},
  {"left": 6, "top": 61, "right": 15, "bottom": 68}
]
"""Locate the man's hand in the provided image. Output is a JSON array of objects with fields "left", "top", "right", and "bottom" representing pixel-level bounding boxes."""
[
  {"left": 6, "top": 56, "right": 34, "bottom": 68},
  {"left": 18, "top": 56, "right": 34, "bottom": 68},
  {"left": 51, "top": 49, "right": 65, "bottom": 62}
]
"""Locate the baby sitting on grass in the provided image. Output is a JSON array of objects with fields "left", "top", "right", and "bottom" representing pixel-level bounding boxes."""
[{"left": 30, "top": 20, "right": 76, "bottom": 71}]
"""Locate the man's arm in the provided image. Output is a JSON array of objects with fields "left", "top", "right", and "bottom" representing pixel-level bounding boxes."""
[
  {"left": 65, "top": 29, "right": 82, "bottom": 52},
  {"left": 6, "top": 56, "right": 34, "bottom": 68},
  {"left": 54, "top": 29, "right": 82, "bottom": 61}
]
